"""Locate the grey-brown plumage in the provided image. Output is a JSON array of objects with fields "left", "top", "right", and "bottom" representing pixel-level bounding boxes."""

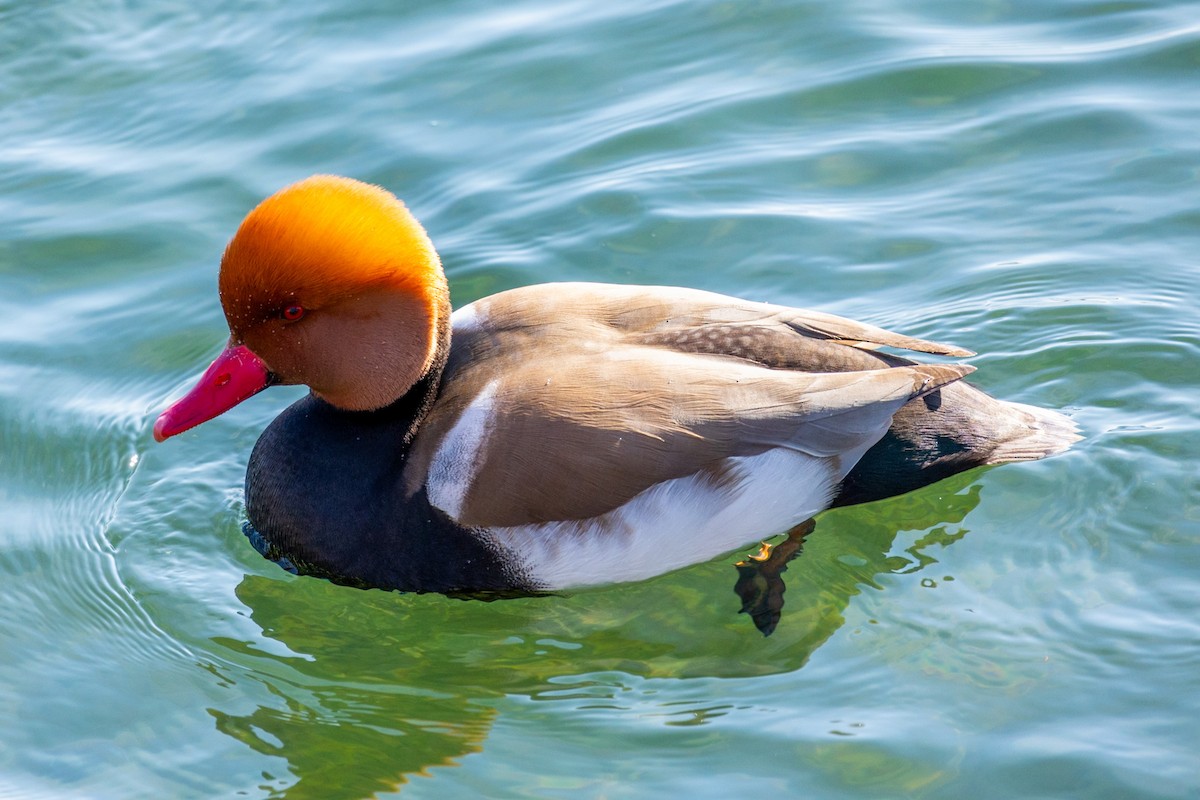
[{"left": 402, "top": 283, "right": 1078, "bottom": 527}]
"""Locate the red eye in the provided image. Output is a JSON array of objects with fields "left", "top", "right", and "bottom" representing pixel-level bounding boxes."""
[{"left": 282, "top": 305, "right": 305, "bottom": 321}]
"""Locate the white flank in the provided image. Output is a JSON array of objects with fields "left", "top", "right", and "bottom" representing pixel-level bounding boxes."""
[
  {"left": 426, "top": 380, "right": 499, "bottom": 520},
  {"left": 482, "top": 448, "right": 839, "bottom": 589}
]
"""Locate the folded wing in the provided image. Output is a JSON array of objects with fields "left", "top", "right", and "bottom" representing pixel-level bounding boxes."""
[{"left": 408, "top": 283, "right": 974, "bottom": 527}]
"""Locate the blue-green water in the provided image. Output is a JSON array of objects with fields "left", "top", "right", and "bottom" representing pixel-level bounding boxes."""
[{"left": 2, "top": 1, "right": 1198, "bottom": 797}]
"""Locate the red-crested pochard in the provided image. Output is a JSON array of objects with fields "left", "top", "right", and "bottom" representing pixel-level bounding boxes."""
[{"left": 154, "top": 175, "right": 1078, "bottom": 625}]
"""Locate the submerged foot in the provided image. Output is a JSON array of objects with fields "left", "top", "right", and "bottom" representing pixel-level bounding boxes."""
[{"left": 733, "top": 518, "right": 816, "bottom": 636}]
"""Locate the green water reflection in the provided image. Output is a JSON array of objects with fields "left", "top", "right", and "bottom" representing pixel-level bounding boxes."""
[{"left": 209, "top": 474, "right": 984, "bottom": 797}]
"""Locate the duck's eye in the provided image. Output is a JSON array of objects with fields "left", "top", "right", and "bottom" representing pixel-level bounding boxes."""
[{"left": 281, "top": 305, "right": 305, "bottom": 321}]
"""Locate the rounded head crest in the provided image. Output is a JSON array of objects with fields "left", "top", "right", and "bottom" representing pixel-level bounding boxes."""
[{"left": 218, "top": 175, "right": 443, "bottom": 334}]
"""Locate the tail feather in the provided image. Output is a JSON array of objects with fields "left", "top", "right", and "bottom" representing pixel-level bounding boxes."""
[
  {"left": 833, "top": 379, "right": 1081, "bottom": 509},
  {"left": 983, "top": 401, "right": 1081, "bottom": 463}
]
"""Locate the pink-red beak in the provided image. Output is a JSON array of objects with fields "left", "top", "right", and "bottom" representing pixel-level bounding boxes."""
[{"left": 153, "top": 342, "right": 272, "bottom": 442}]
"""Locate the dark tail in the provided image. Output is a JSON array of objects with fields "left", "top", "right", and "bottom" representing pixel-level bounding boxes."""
[{"left": 833, "top": 380, "right": 1080, "bottom": 508}]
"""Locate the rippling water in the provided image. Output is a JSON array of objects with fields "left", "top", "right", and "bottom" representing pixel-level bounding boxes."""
[{"left": 2, "top": 1, "right": 1198, "bottom": 797}]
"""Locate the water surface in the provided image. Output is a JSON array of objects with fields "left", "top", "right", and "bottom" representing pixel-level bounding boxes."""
[{"left": 1, "top": 1, "right": 1198, "bottom": 797}]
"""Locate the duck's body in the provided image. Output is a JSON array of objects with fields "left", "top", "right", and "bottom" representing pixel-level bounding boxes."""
[{"left": 155, "top": 176, "right": 1078, "bottom": 597}]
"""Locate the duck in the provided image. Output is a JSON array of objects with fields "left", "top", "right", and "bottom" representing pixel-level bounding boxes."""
[{"left": 154, "top": 175, "right": 1079, "bottom": 614}]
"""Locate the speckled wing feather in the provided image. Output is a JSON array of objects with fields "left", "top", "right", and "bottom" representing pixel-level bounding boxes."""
[{"left": 467, "top": 281, "right": 974, "bottom": 357}]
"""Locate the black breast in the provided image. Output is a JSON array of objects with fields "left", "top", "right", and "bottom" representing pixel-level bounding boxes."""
[{"left": 244, "top": 390, "right": 533, "bottom": 594}]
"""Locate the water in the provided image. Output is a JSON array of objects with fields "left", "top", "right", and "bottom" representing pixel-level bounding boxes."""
[{"left": 2, "top": 0, "right": 1198, "bottom": 797}]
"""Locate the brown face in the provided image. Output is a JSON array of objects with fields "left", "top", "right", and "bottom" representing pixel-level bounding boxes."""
[{"left": 237, "top": 287, "right": 442, "bottom": 412}]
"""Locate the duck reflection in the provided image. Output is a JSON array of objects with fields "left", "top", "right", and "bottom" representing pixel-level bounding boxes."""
[{"left": 209, "top": 473, "right": 984, "bottom": 798}]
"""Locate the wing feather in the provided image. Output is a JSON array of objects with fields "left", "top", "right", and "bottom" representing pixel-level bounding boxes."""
[{"left": 409, "top": 284, "right": 974, "bottom": 527}]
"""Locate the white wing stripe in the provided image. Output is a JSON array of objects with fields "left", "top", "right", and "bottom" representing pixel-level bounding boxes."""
[{"left": 426, "top": 380, "right": 498, "bottom": 519}]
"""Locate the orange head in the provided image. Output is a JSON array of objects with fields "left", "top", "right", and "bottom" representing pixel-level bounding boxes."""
[{"left": 155, "top": 176, "right": 450, "bottom": 441}]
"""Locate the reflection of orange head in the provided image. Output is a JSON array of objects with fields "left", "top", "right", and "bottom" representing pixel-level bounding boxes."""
[{"left": 218, "top": 175, "right": 446, "bottom": 338}]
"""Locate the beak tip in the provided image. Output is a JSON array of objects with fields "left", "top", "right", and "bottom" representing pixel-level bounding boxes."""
[
  {"left": 152, "top": 343, "right": 272, "bottom": 444},
  {"left": 152, "top": 414, "right": 172, "bottom": 442}
]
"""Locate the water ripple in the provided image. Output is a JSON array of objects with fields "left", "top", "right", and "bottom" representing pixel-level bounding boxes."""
[{"left": 3, "top": 0, "right": 1200, "bottom": 796}]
